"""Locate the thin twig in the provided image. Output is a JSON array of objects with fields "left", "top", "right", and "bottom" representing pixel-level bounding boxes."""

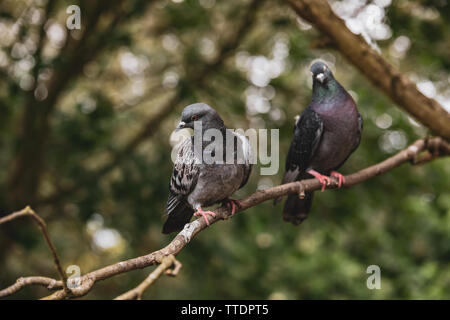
[
  {"left": 165, "top": 259, "right": 182, "bottom": 277},
  {"left": 0, "top": 206, "right": 70, "bottom": 295},
  {"left": 114, "top": 255, "right": 182, "bottom": 300},
  {"left": 0, "top": 276, "right": 62, "bottom": 298}
]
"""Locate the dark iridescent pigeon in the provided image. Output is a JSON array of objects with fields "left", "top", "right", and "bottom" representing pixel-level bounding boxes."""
[
  {"left": 275, "top": 61, "right": 362, "bottom": 225},
  {"left": 162, "top": 103, "right": 253, "bottom": 234}
]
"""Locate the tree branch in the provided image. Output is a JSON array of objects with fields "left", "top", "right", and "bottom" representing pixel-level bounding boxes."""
[
  {"left": 284, "top": 0, "right": 450, "bottom": 140},
  {"left": 0, "top": 206, "right": 69, "bottom": 295},
  {"left": 1, "top": 137, "right": 448, "bottom": 299},
  {"left": 114, "top": 255, "right": 181, "bottom": 300},
  {"left": 0, "top": 276, "right": 62, "bottom": 299}
]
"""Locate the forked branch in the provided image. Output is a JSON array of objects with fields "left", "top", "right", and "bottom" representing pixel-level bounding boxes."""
[{"left": 0, "top": 206, "right": 69, "bottom": 296}]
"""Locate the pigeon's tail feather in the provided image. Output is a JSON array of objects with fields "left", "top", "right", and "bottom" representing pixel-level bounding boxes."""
[
  {"left": 282, "top": 191, "right": 314, "bottom": 226},
  {"left": 162, "top": 201, "right": 194, "bottom": 234}
]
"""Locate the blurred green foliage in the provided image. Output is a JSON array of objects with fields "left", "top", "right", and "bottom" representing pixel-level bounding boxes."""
[{"left": 0, "top": 0, "right": 449, "bottom": 299}]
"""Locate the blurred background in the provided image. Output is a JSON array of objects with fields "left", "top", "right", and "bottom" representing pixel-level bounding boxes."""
[{"left": 0, "top": 0, "right": 449, "bottom": 299}]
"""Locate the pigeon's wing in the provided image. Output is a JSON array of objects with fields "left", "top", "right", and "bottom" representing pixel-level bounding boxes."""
[
  {"left": 331, "top": 111, "right": 363, "bottom": 172},
  {"left": 283, "top": 107, "right": 323, "bottom": 183},
  {"left": 169, "top": 137, "right": 199, "bottom": 197},
  {"left": 274, "top": 107, "right": 323, "bottom": 205},
  {"left": 163, "top": 137, "right": 199, "bottom": 234}
]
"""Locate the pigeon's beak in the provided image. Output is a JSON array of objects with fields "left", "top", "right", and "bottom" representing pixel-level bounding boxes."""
[
  {"left": 316, "top": 73, "right": 325, "bottom": 83},
  {"left": 176, "top": 121, "right": 186, "bottom": 131}
]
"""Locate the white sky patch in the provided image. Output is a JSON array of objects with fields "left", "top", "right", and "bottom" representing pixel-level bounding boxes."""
[
  {"left": 19, "top": 74, "right": 35, "bottom": 91},
  {"left": 436, "top": 94, "right": 450, "bottom": 112},
  {"left": 417, "top": 80, "right": 437, "bottom": 98},
  {"left": 87, "top": 213, "right": 124, "bottom": 253},
  {"left": 235, "top": 51, "right": 251, "bottom": 71},
  {"left": 119, "top": 51, "right": 149, "bottom": 77},
  {"left": 86, "top": 213, "right": 104, "bottom": 234},
  {"left": 162, "top": 33, "right": 180, "bottom": 52},
  {"left": 374, "top": 0, "right": 392, "bottom": 7},
  {"left": 332, "top": 0, "right": 392, "bottom": 50},
  {"left": 269, "top": 108, "right": 285, "bottom": 123},
  {"left": 30, "top": 7, "right": 45, "bottom": 25},
  {"left": 239, "top": 35, "right": 289, "bottom": 88},
  {"left": 410, "top": 4, "right": 439, "bottom": 21},
  {"left": 0, "top": 50, "right": 9, "bottom": 67},
  {"left": 393, "top": 35, "right": 411, "bottom": 53},
  {"left": 240, "top": 35, "right": 289, "bottom": 117},
  {"left": 245, "top": 86, "right": 272, "bottom": 115},
  {"left": 162, "top": 70, "right": 180, "bottom": 88},
  {"left": 413, "top": 76, "right": 450, "bottom": 112},
  {"left": 46, "top": 22, "right": 66, "bottom": 47},
  {"left": 92, "top": 228, "right": 123, "bottom": 251},
  {"left": 81, "top": 96, "right": 97, "bottom": 114},
  {"left": 24, "top": 37, "right": 37, "bottom": 55},
  {"left": 200, "top": 37, "right": 216, "bottom": 59},
  {"left": 262, "top": 85, "right": 276, "bottom": 100},
  {"left": 375, "top": 113, "right": 393, "bottom": 129},
  {"left": 390, "top": 35, "right": 411, "bottom": 59},
  {"left": 131, "top": 78, "right": 146, "bottom": 96},
  {"left": 296, "top": 17, "right": 312, "bottom": 30},
  {"left": 11, "top": 43, "right": 28, "bottom": 59},
  {"left": 379, "top": 130, "right": 408, "bottom": 153},
  {"left": 249, "top": 56, "right": 281, "bottom": 87},
  {"left": 18, "top": 55, "right": 35, "bottom": 72}
]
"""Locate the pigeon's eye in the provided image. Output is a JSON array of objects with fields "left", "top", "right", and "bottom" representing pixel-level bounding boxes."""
[{"left": 191, "top": 115, "right": 199, "bottom": 121}]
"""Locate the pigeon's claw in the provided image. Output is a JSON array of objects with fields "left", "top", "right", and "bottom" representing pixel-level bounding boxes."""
[
  {"left": 307, "top": 169, "right": 332, "bottom": 192},
  {"left": 223, "top": 199, "right": 242, "bottom": 215},
  {"left": 194, "top": 207, "right": 217, "bottom": 226},
  {"left": 330, "top": 171, "right": 346, "bottom": 188}
]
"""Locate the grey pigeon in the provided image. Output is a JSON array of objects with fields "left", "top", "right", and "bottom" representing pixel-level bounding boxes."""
[
  {"left": 162, "top": 103, "right": 253, "bottom": 234},
  {"left": 275, "top": 61, "right": 362, "bottom": 225}
]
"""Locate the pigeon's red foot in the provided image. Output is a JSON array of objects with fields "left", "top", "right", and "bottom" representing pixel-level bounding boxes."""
[
  {"left": 330, "top": 171, "right": 346, "bottom": 188},
  {"left": 194, "top": 207, "right": 217, "bottom": 226},
  {"left": 223, "top": 199, "right": 242, "bottom": 215},
  {"left": 307, "top": 169, "right": 332, "bottom": 192}
]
